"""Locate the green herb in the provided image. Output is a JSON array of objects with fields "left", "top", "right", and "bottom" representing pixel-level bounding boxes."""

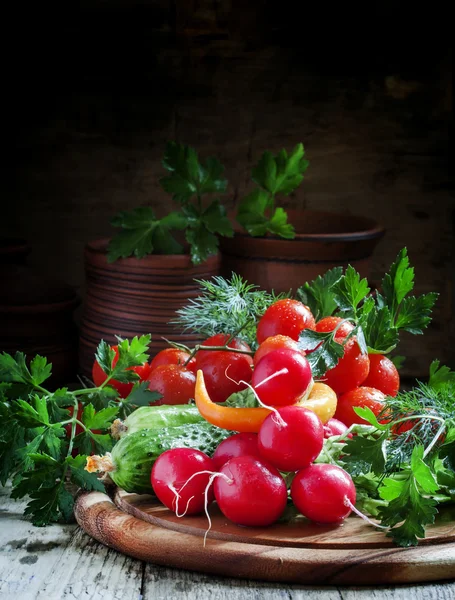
[
  {"left": 172, "top": 273, "right": 285, "bottom": 350},
  {"left": 0, "top": 335, "right": 160, "bottom": 526},
  {"left": 335, "top": 372, "right": 455, "bottom": 547},
  {"left": 236, "top": 143, "right": 309, "bottom": 238},
  {"left": 297, "top": 267, "right": 343, "bottom": 321},
  {"left": 107, "top": 142, "right": 234, "bottom": 265}
]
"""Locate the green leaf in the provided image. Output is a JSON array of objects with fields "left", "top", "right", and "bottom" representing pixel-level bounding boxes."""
[
  {"left": 66, "top": 455, "right": 105, "bottom": 492},
  {"left": 267, "top": 208, "right": 295, "bottom": 238},
  {"left": 332, "top": 265, "right": 370, "bottom": 316},
  {"left": 83, "top": 405, "right": 119, "bottom": 430},
  {"left": 43, "top": 427, "right": 65, "bottom": 459},
  {"left": 252, "top": 150, "right": 277, "bottom": 194},
  {"left": 107, "top": 207, "right": 186, "bottom": 261},
  {"left": 94, "top": 340, "right": 116, "bottom": 376},
  {"left": 353, "top": 406, "right": 389, "bottom": 430},
  {"left": 298, "top": 329, "right": 345, "bottom": 378},
  {"left": 14, "top": 397, "right": 49, "bottom": 428},
  {"left": 110, "top": 335, "right": 151, "bottom": 383},
  {"left": 342, "top": 432, "right": 388, "bottom": 476},
  {"left": 382, "top": 247, "right": 415, "bottom": 314},
  {"left": 236, "top": 189, "right": 271, "bottom": 237},
  {"left": 0, "top": 351, "right": 30, "bottom": 384},
  {"left": 29, "top": 355, "right": 53, "bottom": 386},
  {"left": 24, "top": 484, "right": 64, "bottom": 526},
  {"left": 395, "top": 293, "right": 439, "bottom": 334},
  {"left": 185, "top": 222, "right": 219, "bottom": 265},
  {"left": 297, "top": 267, "right": 343, "bottom": 321},
  {"left": 411, "top": 446, "right": 438, "bottom": 494},
  {"left": 223, "top": 387, "right": 259, "bottom": 408},
  {"left": 428, "top": 360, "right": 455, "bottom": 390},
  {"left": 201, "top": 200, "right": 234, "bottom": 237},
  {"left": 58, "top": 487, "right": 75, "bottom": 522},
  {"left": 360, "top": 305, "right": 399, "bottom": 354},
  {"left": 126, "top": 381, "right": 162, "bottom": 407}
]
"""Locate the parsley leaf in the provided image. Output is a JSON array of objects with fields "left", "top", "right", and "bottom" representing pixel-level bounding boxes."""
[
  {"left": 428, "top": 360, "right": 455, "bottom": 390},
  {"left": 332, "top": 265, "right": 370, "bottom": 317},
  {"left": 106, "top": 207, "right": 187, "bottom": 262},
  {"left": 342, "top": 431, "right": 388, "bottom": 476},
  {"left": 66, "top": 455, "right": 105, "bottom": 492},
  {"left": 236, "top": 143, "right": 309, "bottom": 238},
  {"left": 297, "top": 267, "right": 343, "bottom": 320},
  {"left": 298, "top": 329, "right": 345, "bottom": 378},
  {"left": 378, "top": 446, "right": 439, "bottom": 547}
]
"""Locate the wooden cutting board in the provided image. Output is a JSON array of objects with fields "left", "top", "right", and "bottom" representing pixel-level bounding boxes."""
[{"left": 74, "top": 487, "right": 455, "bottom": 585}]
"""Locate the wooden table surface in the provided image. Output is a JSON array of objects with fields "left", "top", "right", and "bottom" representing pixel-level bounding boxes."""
[{"left": 1, "top": 484, "right": 454, "bottom": 600}]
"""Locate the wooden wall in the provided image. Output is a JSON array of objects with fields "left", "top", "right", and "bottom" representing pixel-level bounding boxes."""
[{"left": 6, "top": 1, "right": 453, "bottom": 378}]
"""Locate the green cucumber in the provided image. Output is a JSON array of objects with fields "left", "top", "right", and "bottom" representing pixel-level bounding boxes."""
[
  {"left": 88, "top": 421, "right": 233, "bottom": 494},
  {"left": 110, "top": 404, "right": 204, "bottom": 439}
]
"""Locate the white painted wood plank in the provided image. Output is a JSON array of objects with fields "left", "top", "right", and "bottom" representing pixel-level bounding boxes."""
[{"left": 0, "top": 484, "right": 143, "bottom": 600}]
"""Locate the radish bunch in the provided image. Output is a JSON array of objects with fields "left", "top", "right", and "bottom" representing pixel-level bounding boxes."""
[{"left": 150, "top": 404, "right": 356, "bottom": 530}]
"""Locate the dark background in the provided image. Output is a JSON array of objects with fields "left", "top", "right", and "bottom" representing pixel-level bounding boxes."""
[{"left": 5, "top": 1, "right": 453, "bottom": 378}]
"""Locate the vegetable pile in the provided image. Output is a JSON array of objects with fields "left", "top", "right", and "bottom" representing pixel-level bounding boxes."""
[{"left": 1, "top": 247, "right": 455, "bottom": 549}]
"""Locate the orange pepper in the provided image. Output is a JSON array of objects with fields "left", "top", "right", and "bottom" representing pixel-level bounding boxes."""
[{"left": 194, "top": 370, "right": 337, "bottom": 432}]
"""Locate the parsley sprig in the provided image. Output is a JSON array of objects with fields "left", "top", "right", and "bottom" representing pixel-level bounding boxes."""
[
  {"left": 320, "top": 364, "right": 455, "bottom": 547},
  {"left": 297, "top": 247, "right": 439, "bottom": 377},
  {"left": 236, "top": 143, "right": 309, "bottom": 238},
  {"left": 0, "top": 335, "right": 160, "bottom": 526},
  {"left": 107, "top": 142, "right": 234, "bottom": 265}
]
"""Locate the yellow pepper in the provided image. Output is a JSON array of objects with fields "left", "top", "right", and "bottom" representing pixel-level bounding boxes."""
[{"left": 194, "top": 370, "right": 337, "bottom": 432}]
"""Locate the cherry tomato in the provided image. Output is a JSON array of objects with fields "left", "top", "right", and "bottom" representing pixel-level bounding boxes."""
[
  {"left": 251, "top": 348, "right": 313, "bottom": 408},
  {"left": 322, "top": 336, "right": 370, "bottom": 395},
  {"left": 195, "top": 334, "right": 252, "bottom": 367},
  {"left": 92, "top": 345, "right": 151, "bottom": 398},
  {"left": 315, "top": 316, "right": 354, "bottom": 340},
  {"left": 146, "top": 364, "right": 196, "bottom": 405},
  {"left": 334, "top": 386, "right": 386, "bottom": 427},
  {"left": 253, "top": 334, "right": 305, "bottom": 367},
  {"left": 362, "top": 354, "right": 400, "bottom": 397},
  {"left": 256, "top": 299, "right": 316, "bottom": 344},
  {"left": 197, "top": 350, "right": 253, "bottom": 404},
  {"left": 149, "top": 347, "right": 196, "bottom": 374}
]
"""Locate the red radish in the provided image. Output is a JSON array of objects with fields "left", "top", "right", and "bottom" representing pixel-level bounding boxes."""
[
  {"left": 257, "top": 405, "right": 324, "bottom": 472},
  {"left": 323, "top": 418, "right": 353, "bottom": 439},
  {"left": 251, "top": 348, "right": 313, "bottom": 408},
  {"left": 151, "top": 448, "right": 216, "bottom": 516},
  {"left": 213, "top": 455, "right": 288, "bottom": 527},
  {"left": 211, "top": 432, "right": 260, "bottom": 470},
  {"left": 290, "top": 463, "right": 356, "bottom": 524}
]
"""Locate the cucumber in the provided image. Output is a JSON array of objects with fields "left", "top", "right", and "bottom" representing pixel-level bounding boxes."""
[
  {"left": 87, "top": 421, "right": 233, "bottom": 494},
  {"left": 110, "top": 404, "right": 204, "bottom": 439}
]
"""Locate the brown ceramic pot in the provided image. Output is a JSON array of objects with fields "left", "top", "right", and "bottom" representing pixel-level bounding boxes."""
[
  {"left": 219, "top": 209, "right": 385, "bottom": 293},
  {"left": 0, "top": 262, "right": 80, "bottom": 388},
  {"left": 78, "top": 239, "right": 221, "bottom": 377}
]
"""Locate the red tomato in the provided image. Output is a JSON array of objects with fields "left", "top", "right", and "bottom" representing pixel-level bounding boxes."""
[
  {"left": 361, "top": 354, "right": 400, "bottom": 397},
  {"left": 256, "top": 299, "right": 316, "bottom": 344},
  {"left": 197, "top": 350, "right": 253, "bottom": 404},
  {"left": 253, "top": 334, "right": 305, "bottom": 367},
  {"left": 334, "top": 386, "right": 386, "bottom": 427},
  {"left": 315, "top": 316, "right": 354, "bottom": 340},
  {"left": 92, "top": 345, "right": 151, "bottom": 398},
  {"left": 322, "top": 336, "right": 370, "bottom": 395},
  {"left": 149, "top": 348, "right": 196, "bottom": 374},
  {"left": 146, "top": 365, "right": 196, "bottom": 405},
  {"left": 195, "top": 334, "right": 252, "bottom": 367}
]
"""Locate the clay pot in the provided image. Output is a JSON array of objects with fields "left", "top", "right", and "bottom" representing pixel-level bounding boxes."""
[
  {"left": 219, "top": 209, "right": 385, "bottom": 293},
  {"left": 78, "top": 239, "right": 221, "bottom": 377},
  {"left": 0, "top": 262, "right": 80, "bottom": 388}
]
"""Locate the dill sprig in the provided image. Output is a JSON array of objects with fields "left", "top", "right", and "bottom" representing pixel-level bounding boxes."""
[
  {"left": 171, "top": 273, "right": 286, "bottom": 350},
  {"left": 378, "top": 380, "right": 455, "bottom": 473}
]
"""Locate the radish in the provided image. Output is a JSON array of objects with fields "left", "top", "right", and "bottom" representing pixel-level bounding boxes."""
[
  {"left": 251, "top": 348, "right": 313, "bottom": 407},
  {"left": 151, "top": 448, "right": 216, "bottom": 516},
  {"left": 211, "top": 432, "right": 260, "bottom": 470},
  {"left": 323, "top": 417, "right": 353, "bottom": 439},
  {"left": 290, "top": 463, "right": 356, "bottom": 524},
  {"left": 213, "top": 455, "right": 288, "bottom": 527},
  {"left": 257, "top": 405, "right": 324, "bottom": 472}
]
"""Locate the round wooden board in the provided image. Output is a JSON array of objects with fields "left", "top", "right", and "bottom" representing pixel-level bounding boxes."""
[{"left": 74, "top": 488, "right": 455, "bottom": 585}]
